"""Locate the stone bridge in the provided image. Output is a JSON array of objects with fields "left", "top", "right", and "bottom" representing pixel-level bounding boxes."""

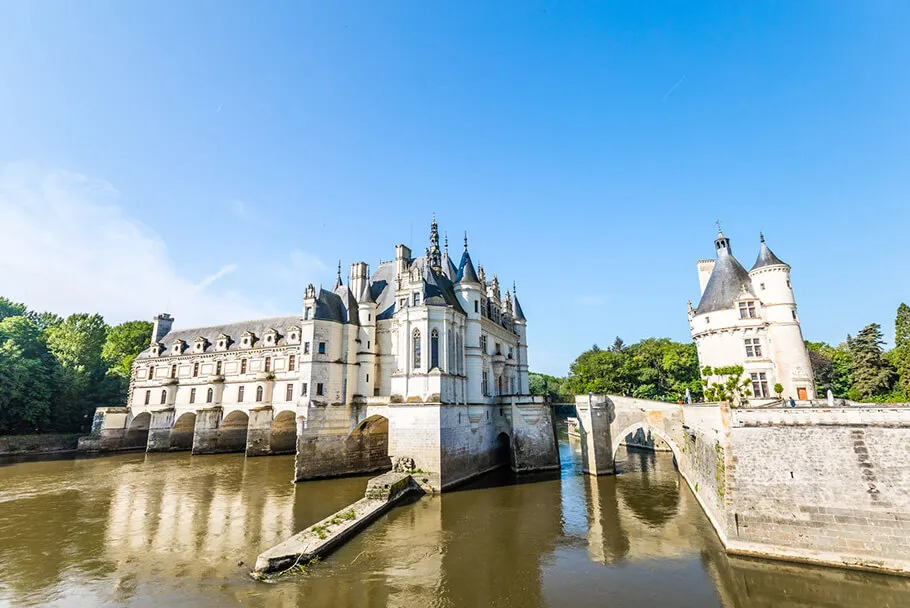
[{"left": 575, "top": 394, "right": 910, "bottom": 577}]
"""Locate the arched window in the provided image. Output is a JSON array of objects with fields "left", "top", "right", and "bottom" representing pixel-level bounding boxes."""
[
  {"left": 413, "top": 329, "right": 421, "bottom": 369},
  {"left": 207, "top": 387, "right": 214, "bottom": 403},
  {"left": 256, "top": 385, "right": 263, "bottom": 402},
  {"left": 160, "top": 389, "right": 167, "bottom": 404},
  {"left": 431, "top": 328, "right": 439, "bottom": 370}
]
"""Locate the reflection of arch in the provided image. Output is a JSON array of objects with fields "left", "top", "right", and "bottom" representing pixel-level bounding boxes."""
[
  {"left": 170, "top": 412, "right": 196, "bottom": 450},
  {"left": 269, "top": 410, "right": 297, "bottom": 454},
  {"left": 125, "top": 412, "right": 151, "bottom": 448},
  {"left": 611, "top": 423, "right": 682, "bottom": 468}
]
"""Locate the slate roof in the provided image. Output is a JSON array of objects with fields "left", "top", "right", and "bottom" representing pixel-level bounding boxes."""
[
  {"left": 138, "top": 315, "right": 301, "bottom": 358},
  {"left": 696, "top": 253, "right": 755, "bottom": 315},
  {"left": 456, "top": 250, "right": 479, "bottom": 283},
  {"left": 513, "top": 294, "right": 526, "bottom": 321},
  {"left": 750, "top": 238, "right": 788, "bottom": 271},
  {"left": 316, "top": 288, "right": 351, "bottom": 323}
]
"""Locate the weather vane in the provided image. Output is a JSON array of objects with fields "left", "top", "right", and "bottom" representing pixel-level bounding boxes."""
[{"left": 715, "top": 220, "right": 722, "bottom": 234}]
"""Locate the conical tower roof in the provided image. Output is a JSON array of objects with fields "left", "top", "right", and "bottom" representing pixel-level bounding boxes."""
[
  {"left": 696, "top": 232, "right": 754, "bottom": 314},
  {"left": 750, "top": 233, "right": 789, "bottom": 271}
]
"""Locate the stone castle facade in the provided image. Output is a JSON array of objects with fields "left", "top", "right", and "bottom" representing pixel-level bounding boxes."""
[
  {"left": 129, "top": 218, "right": 528, "bottom": 416},
  {"left": 688, "top": 230, "right": 816, "bottom": 403}
]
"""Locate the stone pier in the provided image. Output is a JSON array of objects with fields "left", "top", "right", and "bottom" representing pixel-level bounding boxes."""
[
  {"left": 246, "top": 407, "right": 275, "bottom": 457},
  {"left": 146, "top": 409, "right": 176, "bottom": 452}
]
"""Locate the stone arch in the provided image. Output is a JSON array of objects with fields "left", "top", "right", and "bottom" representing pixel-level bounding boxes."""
[
  {"left": 347, "top": 414, "right": 391, "bottom": 472},
  {"left": 495, "top": 431, "right": 511, "bottom": 469},
  {"left": 125, "top": 412, "right": 151, "bottom": 449},
  {"left": 219, "top": 410, "right": 250, "bottom": 453},
  {"left": 611, "top": 423, "right": 682, "bottom": 471},
  {"left": 170, "top": 412, "right": 196, "bottom": 450},
  {"left": 269, "top": 409, "right": 297, "bottom": 454}
]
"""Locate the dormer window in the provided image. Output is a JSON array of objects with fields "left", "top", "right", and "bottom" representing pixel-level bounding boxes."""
[
  {"left": 288, "top": 327, "right": 300, "bottom": 343},
  {"left": 216, "top": 334, "right": 230, "bottom": 351},
  {"left": 739, "top": 301, "right": 757, "bottom": 319},
  {"left": 194, "top": 337, "right": 208, "bottom": 353},
  {"left": 241, "top": 332, "right": 256, "bottom": 349},
  {"left": 264, "top": 329, "right": 278, "bottom": 345},
  {"left": 171, "top": 340, "right": 186, "bottom": 355}
]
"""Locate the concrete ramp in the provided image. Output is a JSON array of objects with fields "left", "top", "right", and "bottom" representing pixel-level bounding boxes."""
[{"left": 254, "top": 471, "right": 424, "bottom": 574}]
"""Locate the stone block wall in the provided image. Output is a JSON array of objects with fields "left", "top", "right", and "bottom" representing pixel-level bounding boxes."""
[
  {"left": 0, "top": 433, "right": 81, "bottom": 455},
  {"left": 724, "top": 407, "right": 910, "bottom": 574}
]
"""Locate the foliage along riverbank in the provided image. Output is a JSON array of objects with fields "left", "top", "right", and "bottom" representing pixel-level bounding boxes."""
[{"left": 0, "top": 296, "right": 150, "bottom": 435}]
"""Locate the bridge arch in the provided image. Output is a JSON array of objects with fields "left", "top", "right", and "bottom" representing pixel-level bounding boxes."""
[
  {"left": 125, "top": 412, "right": 151, "bottom": 449},
  {"left": 219, "top": 410, "right": 250, "bottom": 452},
  {"left": 347, "top": 414, "right": 391, "bottom": 472},
  {"left": 170, "top": 412, "right": 196, "bottom": 450},
  {"left": 611, "top": 423, "right": 682, "bottom": 471},
  {"left": 269, "top": 409, "right": 297, "bottom": 454}
]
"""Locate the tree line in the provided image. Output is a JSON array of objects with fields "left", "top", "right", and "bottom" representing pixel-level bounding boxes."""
[
  {"left": 0, "top": 296, "right": 151, "bottom": 435},
  {"left": 531, "top": 303, "right": 910, "bottom": 404}
]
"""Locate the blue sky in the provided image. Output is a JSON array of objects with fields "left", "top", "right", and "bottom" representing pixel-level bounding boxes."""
[{"left": 0, "top": 1, "right": 908, "bottom": 375}]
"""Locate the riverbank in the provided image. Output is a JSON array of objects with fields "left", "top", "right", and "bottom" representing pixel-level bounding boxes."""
[{"left": 0, "top": 433, "right": 82, "bottom": 456}]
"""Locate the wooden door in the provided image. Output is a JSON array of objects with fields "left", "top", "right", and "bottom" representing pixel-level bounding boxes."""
[{"left": 797, "top": 387, "right": 808, "bottom": 400}]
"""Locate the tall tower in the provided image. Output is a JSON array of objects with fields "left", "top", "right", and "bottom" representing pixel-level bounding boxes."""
[
  {"left": 748, "top": 234, "right": 816, "bottom": 400},
  {"left": 455, "top": 235, "right": 483, "bottom": 404}
]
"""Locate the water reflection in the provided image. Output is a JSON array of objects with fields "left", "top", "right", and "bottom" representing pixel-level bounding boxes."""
[{"left": 3, "top": 423, "right": 910, "bottom": 607}]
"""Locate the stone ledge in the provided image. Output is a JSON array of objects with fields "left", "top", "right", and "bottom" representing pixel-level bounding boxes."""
[{"left": 254, "top": 472, "right": 423, "bottom": 574}]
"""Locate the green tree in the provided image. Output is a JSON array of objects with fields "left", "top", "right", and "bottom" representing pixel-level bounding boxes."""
[
  {"left": 891, "top": 304, "right": 910, "bottom": 400},
  {"left": 528, "top": 372, "right": 569, "bottom": 401},
  {"left": 0, "top": 297, "right": 30, "bottom": 322},
  {"left": 701, "top": 365, "right": 752, "bottom": 405},
  {"left": 896, "top": 303, "right": 910, "bottom": 349},
  {"left": 0, "top": 316, "right": 54, "bottom": 433},
  {"left": 806, "top": 341, "right": 851, "bottom": 397},
  {"left": 44, "top": 314, "right": 113, "bottom": 432},
  {"left": 103, "top": 320, "right": 153, "bottom": 379},
  {"left": 846, "top": 324, "right": 895, "bottom": 401}
]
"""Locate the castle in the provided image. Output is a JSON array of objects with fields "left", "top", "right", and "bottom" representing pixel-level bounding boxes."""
[
  {"left": 688, "top": 230, "right": 816, "bottom": 402},
  {"left": 86, "top": 218, "right": 559, "bottom": 491},
  {"left": 130, "top": 218, "right": 528, "bottom": 414}
]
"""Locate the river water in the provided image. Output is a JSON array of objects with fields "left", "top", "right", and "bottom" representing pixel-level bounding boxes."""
[{"left": 2, "top": 421, "right": 910, "bottom": 607}]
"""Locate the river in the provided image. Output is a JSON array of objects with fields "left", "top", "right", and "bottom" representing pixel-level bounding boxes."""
[{"left": 2, "top": 421, "right": 909, "bottom": 607}]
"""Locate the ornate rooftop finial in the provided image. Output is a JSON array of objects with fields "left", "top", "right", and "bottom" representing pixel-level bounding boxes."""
[
  {"left": 759, "top": 231, "right": 765, "bottom": 243},
  {"left": 444, "top": 232, "right": 449, "bottom": 255},
  {"left": 333, "top": 260, "right": 343, "bottom": 290},
  {"left": 464, "top": 231, "right": 468, "bottom": 251},
  {"left": 715, "top": 219, "right": 723, "bottom": 235},
  {"left": 428, "top": 217, "right": 442, "bottom": 271}
]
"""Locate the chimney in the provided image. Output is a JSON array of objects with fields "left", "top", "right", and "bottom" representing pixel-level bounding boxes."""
[
  {"left": 395, "top": 244, "right": 411, "bottom": 276},
  {"left": 152, "top": 313, "right": 174, "bottom": 344}
]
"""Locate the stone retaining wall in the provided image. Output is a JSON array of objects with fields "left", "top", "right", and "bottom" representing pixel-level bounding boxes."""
[{"left": 0, "top": 434, "right": 81, "bottom": 455}]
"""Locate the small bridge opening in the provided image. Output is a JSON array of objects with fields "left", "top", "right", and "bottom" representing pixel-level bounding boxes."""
[
  {"left": 219, "top": 410, "right": 250, "bottom": 453},
  {"left": 269, "top": 410, "right": 297, "bottom": 454},
  {"left": 170, "top": 412, "right": 196, "bottom": 450},
  {"left": 495, "top": 432, "right": 512, "bottom": 469},
  {"left": 125, "top": 412, "right": 151, "bottom": 449},
  {"left": 348, "top": 414, "right": 391, "bottom": 473}
]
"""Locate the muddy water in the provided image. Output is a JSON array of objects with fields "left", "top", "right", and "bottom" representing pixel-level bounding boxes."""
[{"left": 2, "top": 423, "right": 909, "bottom": 607}]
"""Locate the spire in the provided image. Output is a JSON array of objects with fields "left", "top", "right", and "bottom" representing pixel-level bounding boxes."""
[
  {"left": 428, "top": 216, "right": 442, "bottom": 271},
  {"left": 333, "top": 260, "right": 343, "bottom": 290},
  {"left": 358, "top": 281, "right": 376, "bottom": 304},
  {"left": 513, "top": 283, "right": 526, "bottom": 321},
  {"left": 444, "top": 232, "right": 449, "bottom": 255},
  {"left": 751, "top": 232, "right": 788, "bottom": 271}
]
